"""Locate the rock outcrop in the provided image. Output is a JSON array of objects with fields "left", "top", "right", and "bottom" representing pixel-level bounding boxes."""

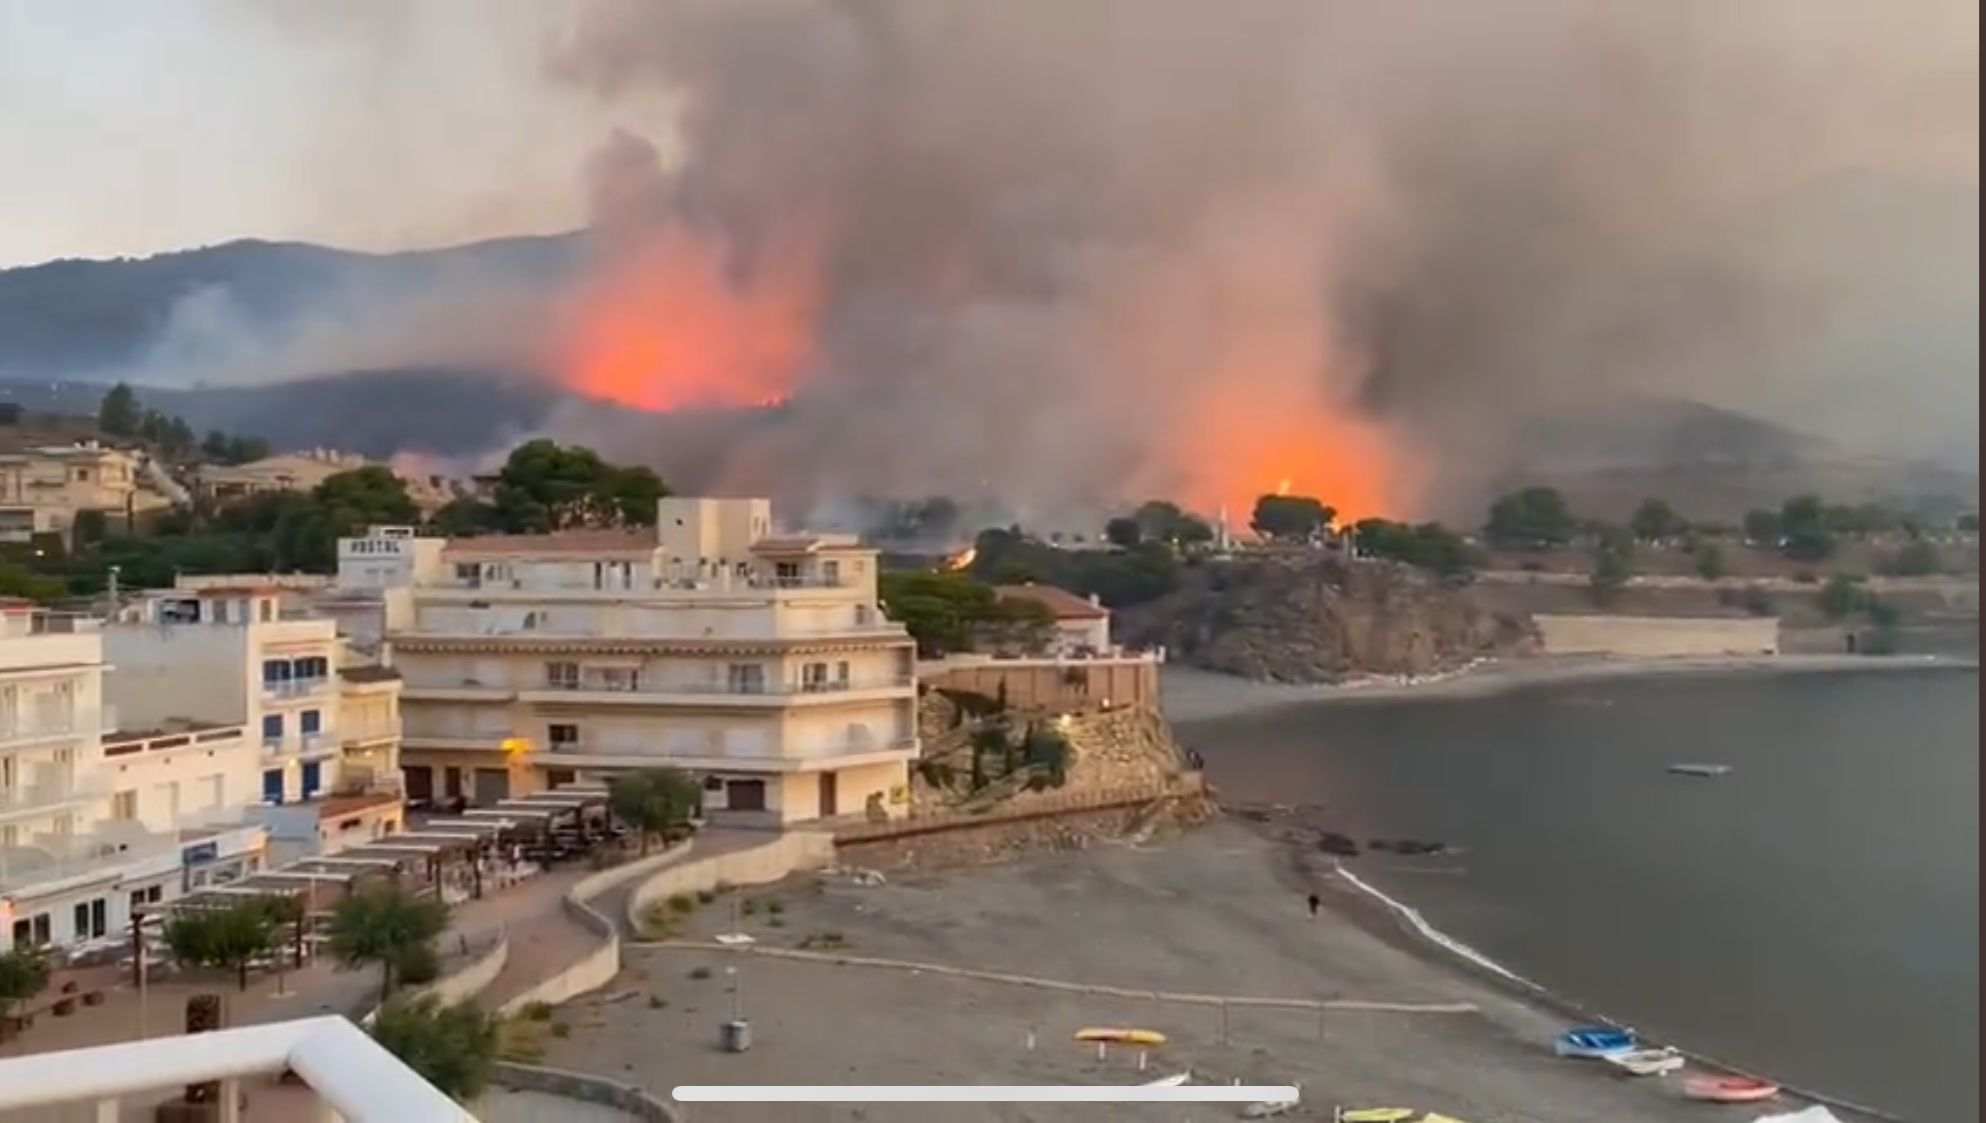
[{"left": 1118, "top": 554, "right": 1535, "bottom": 682}]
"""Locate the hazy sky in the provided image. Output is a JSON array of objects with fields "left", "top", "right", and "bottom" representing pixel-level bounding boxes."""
[{"left": 0, "top": 1, "right": 653, "bottom": 265}]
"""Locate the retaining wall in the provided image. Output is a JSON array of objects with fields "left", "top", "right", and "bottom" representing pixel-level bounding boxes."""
[
  {"left": 1534, "top": 613, "right": 1779, "bottom": 657},
  {"left": 625, "top": 832, "right": 835, "bottom": 934},
  {"left": 487, "top": 1061, "right": 678, "bottom": 1123},
  {"left": 495, "top": 843, "right": 695, "bottom": 1018},
  {"left": 359, "top": 927, "right": 508, "bottom": 1028}
]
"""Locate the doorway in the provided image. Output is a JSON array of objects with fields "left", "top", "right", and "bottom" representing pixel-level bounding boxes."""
[
  {"left": 726, "top": 779, "right": 767, "bottom": 812},
  {"left": 819, "top": 771, "right": 838, "bottom": 817}
]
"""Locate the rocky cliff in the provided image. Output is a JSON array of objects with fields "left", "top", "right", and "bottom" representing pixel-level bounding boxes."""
[{"left": 1118, "top": 554, "right": 1535, "bottom": 683}]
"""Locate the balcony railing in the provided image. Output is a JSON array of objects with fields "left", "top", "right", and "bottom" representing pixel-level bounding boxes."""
[
  {"left": 262, "top": 676, "right": 329, "bottom": 699},
  {"left": 0, "top": 777, "right": 91, "bottom": 815},
  {"left": 300, "top": 732, "right": 332, "bottom": 754},
  {"left": 531, "top": 674, "right": 913, "bottom": 698}
]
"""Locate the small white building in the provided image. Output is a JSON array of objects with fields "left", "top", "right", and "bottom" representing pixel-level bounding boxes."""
[{"left": 994, "top": 583, "right": 1113, "bottom": 655}]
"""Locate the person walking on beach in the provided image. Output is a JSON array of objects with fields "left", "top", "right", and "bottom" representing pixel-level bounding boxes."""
[{"left": 1306, "top": 893, "right": 1320, "bottom": 918}]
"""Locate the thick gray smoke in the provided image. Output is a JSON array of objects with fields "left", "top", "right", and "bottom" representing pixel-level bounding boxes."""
[{"left": 530, "top": 0, "right": 1976, "bottom": 521}]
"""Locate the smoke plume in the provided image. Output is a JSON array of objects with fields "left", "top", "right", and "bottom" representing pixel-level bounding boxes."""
[{"left": 527, "top": 0, "right": 1974, "bottom": 523}]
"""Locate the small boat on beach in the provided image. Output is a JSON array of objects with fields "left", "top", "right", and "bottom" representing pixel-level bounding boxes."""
[
  {"left": 1553, "top": 1026, "right": 1636, "bottom": 1058},
  {"left": 1667, "top": 763, "right": 1732, "bottom": 777},
  {"left": 1682, "top": 1075, "right": 1780, "bottom": 1103},
  {"left": 1140, "top": 1070, "right": 1191, "bottom": 1087},
  {"left": 1074, "top": 1027, "right": 1166, "bottom": 1046},
  {"left": 1604, "top": 1047, "right": 1684, "bottom": 1076}
]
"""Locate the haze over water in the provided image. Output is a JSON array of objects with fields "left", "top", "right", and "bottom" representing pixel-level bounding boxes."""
[{"left": 1180, "top": 668, "right": 1979, "bottom": 1121}]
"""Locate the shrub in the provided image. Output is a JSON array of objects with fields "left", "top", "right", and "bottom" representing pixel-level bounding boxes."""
[
  {"left": 1740, "top": 585, "right": 1774, "bottom": 616},
  {"left": 741, "top": 899, "right": 758, "bottom": 916},
  {"left": 668, "top": 893, "right": 696, "bottom": 914},
  {"left": 1793, "top": 570, "right": 1819, "bottom": 584},
  {"left": 695, "top": 889, "right": 717, "bottom": 905},
  {"left": 370, "top": 996, "right": 499, "bottom": 1103},
  {"left": 766, "top": 900, "right": 785, "bottom": 915},
  {"left": 648, "top": 995, "right": 667, "bottom": 1009},
  {"left": 688, "top": 966, "right": 712, "bottom": 980},
  {"left": 549, "top": 1021, "right": 570, "bottom": 1039},
  {"left": 521, "top": 1001, "right": 554, "bottom": 1022},
  {"left": 396, "top": 942, "right": 441, "bottom": 987},
  {"left": 766, "top": 917, "right": 786, "bottom": 929},
  {"left": 1818, "top": 574, "right": 1868, "bottom": 619}
]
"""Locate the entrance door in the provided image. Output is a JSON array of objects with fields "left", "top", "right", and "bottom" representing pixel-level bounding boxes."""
[
  {"left": 726, "top": 779, "right": 766, "bottom": 812},
  {"left": 404, "top": 766, "right": 433, "bottom": 803},
  {"left": 819, "top": 771, "right": 837, "bottom": 817},
  {"left": 300, "top": 761, "right": 321, "bottom": 799},
  {"left": 262, "top": 769, "right": 284, "bottom": 804},
  {"left": 474, "top": 768, "right": 510, "bottom": 805}
]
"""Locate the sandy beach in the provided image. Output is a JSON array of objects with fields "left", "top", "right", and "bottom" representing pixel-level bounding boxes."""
[
  {"left": 532, "top": 819, "right": 1878, "bottom": 1122},
  {"left": 1160, "top": 653, "right": 1975, "bottom": 722}
]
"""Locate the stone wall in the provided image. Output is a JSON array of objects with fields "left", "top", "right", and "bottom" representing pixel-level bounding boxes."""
[
  {"left": 487, "top": 1061, "right": 678, "bottom": 1122},
  {"left": 624, "top": 831, "right": 836, "bottom": 935},
  {"left": 837, "top": 793, "right": 1215, "bottom": 870},
  {"left": 1534, "top": 613, "right": 1780, "bottom": 656},
  {"left": 921, "top": 656, "right": 1161, "bottom": 713}
]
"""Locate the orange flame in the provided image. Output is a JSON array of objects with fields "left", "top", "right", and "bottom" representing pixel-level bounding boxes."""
[{"left": 558, "top": 225, "right": 820, "bottom": 411}]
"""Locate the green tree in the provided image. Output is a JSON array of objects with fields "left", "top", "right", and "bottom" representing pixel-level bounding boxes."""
[
  {"left": 1351, "top": 519, "right": 1481, "bottom": 577},
  {"left": 97, "top": 383, "right": 140, "bottom": 437},
  {"left": 1882, "top": 540, "right": 1941, "bottom": 576},
  {"left": 1104, "top": 517, "right": 1142, "bottom": 548},
  {"left": 1693, "top": 541, "right": 1727, "bottom": 581},
  {"left": 1957, "top": 513, "right": 1978, "bottom": 532},
  {"left": 369, "top": 995, "right": 499, "bottom": 1103},
  {"left": 1779, "top": 495, "right": 1835, "bottom": 561},
  {"left": 163, "top": 899, "right": 283, "bottom": 992},
  {"left": 315, "top": 466, "right": 419, "bottom": 532},
  {"left": 1817, "top": 574, "right": 1868, "bottom": 619},
  {"left": 201, "top": 430, "right": 231, "bottom": 461},
  {"left": 226, "top": 435, "right": 271, "bottom": 464},
  {"left": 1484, "top": 486, "right": 1574, "bottom": 549},
  {"left": 1742, "top": 508, "right": 1782, "bottom": 545},
  {"left": 0, "top": 947, "right": 50, "bottom": 1025},
  {"left": 1250, "top": 495, "right": 1334, "bottom": 542},
  {"left": 1587, "top": 526, "right": 1635, "bottom": 604},
  {"left": 164, "top": 416, "right": 196, "bottom": 459},
  {"left": 1630, "top": 498, "right": 1687, "bottom": 543},
  {"left": 430, "top": 496, "right": 504, "bottom": 537},
  {"left": 328, "top": 885, "right": 449, "bottom": 1003},
  {"left": 493, "top": 440, "right": 667, "bottom": 530},
  {"left": 607, "top": 768, "right": 701, "bottom": 855}
]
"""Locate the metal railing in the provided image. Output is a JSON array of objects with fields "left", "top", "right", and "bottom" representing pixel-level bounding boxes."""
[
  {"left": 532, "top": 674, "right": 912, "bottom": 697},
  {"left": 262, "top": 676, "right": 329, "bottom": 699}
]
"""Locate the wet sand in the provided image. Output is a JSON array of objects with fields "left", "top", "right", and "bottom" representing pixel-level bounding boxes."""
[{"left": 533, "top": 820, "right": 1871, "bottom": 1122}]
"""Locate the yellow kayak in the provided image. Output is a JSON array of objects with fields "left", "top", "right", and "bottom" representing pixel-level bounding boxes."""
[
  {"left": 1335, "top": 1112, "right": 1415, "bottom": 1123},
  {"left": 1073, "top": 1027, "right": 1167, "bottom": 1046}
]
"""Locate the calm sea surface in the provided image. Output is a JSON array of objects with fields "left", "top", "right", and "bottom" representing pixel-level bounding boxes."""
[{"left": 1178, "top": 668, "right": 1979, "bottom": 1121}]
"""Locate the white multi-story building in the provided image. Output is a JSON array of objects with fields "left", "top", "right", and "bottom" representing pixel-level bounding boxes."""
[
  {"left": 105, "top": 584, "right": 404, "bottom": 865},
  {"left": 366, "top": 497, "right": 919, "bottom": 824},
  {"left": 1, "top": 602, "right": 266, "bottom": 955}
]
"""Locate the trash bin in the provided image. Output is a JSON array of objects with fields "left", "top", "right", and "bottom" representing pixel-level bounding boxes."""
[{"left": 721, "top": 1019, "right": 752, "bottom": 1052}]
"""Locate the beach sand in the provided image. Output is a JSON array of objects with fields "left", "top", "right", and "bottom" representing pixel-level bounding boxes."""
[
  {"left": 532, "top": 819, "right": 1876, "bottom": 1122},
  {"left": 1160, "top": 653, "right": 1973, "bottom": 722}
]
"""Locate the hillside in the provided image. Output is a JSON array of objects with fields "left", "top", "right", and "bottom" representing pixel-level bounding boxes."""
[
  {"left": 1118, "top": 554, "right": 1535, "bottom": 682},
  {"left": 0, "top": 234, "right": 583, "bottom": 379}
]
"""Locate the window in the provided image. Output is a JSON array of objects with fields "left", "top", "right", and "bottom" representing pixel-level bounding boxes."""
[
  {"left": 835, "top": 661, "right": 851, "bottom": 688},
  {"left": 855, "top": 604, "right": 872, "bottom": 626},
  {"left": 111, "top": 789, "right": 137, "bottom": 821},
  {"left": 263, "top": 659, "right": 291, "bottom": 686},
  {"left": 262, "top": 713, "right": 283, "bottom": 741},
  {"left": 300, "top": 710, "right": 321, "bottom": 735},
  {"left": 546, "top": 661, "right": 580, "bottom": 689},
  {"left": 727, "top": 663, "right": 765, "bottom": 694},
  {"left": 75, "top": 468, "right": 89, "bottom": 482},
  {"left": 595, "top": 666, "right": 638, "bottom": 693},
  {"left": 73, "top": 899, "right": 105, "bottom": 940},
  {"left": 548, "top": 723, "right": 580, "bottom": 750},
  {"left": 775, "top": 561, "right": 801, "bottom": 585},
  {"left": 802, "top": 662, "right": 830, "bottom": 691},
  {"left": 822, "top": 560, "right": 841, "bottom": 585},
  {"left": 295, "top": 656, "right": 328, "bottom": 680},
  {"left": 455, "top": 563, "right": 480, "bottom": 584}
]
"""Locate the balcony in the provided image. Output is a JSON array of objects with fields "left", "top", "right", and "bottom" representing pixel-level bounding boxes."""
[
  {"left": 0, "top": 721, "right": 80, "bottom": 752},
  {"left": 299, "top": 732, "right": 335, "bottom": 756},
  {"left": 0, "top": 776, "right": 99, "bottom": 821},
  {"left": 541, "top": 736, "right": 917, "bottom": 771},
  {"left": 518, "top": 674, "right": 914, "bottom": 708},
  {"left": 262, "top": 676, "right": 330, "bottom": 700}
]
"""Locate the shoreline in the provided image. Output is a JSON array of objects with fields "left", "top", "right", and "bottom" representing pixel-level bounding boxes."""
[{"left": 1161, "top": 651, "right": 1976, "bottom": 722}]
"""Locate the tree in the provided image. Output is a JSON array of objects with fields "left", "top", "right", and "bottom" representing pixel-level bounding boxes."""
[
  {"left": 369, "top": 996, "right": 499, "bottom": 1103},
  {"left": 1104, "top": 517, "right": 1142, "bottom": 548},
  {"left": 1881, "top": 540, "right": 1941, "bottom": 577},
  {"left": 1351, "top": 518, "right": 1481, "bottom": 577},
  {"left": 1251, "top": 495, "right": 1334, "bottom": 542},
  {"left": 1484, "top": 486, "right": 1574, "bottom": 549},
  {"left": 493, "top": 439, "right": 668, "bottom": 530},
  {"left": 1817, "top": 574, "right": 1868, "bottom": 619},
  {"left": 163, "top": 900, "right": 283, "bottom": 992},
  {"left": 328, "top": 884, "right": 450, "bottom": 1003},
  {"left": 1779, "top": 495, "right": 1834, "bottom": 561},
  {"left": 201, "top": 430, "right": 232, "bottom": 461},
  {"left": 0, "top": 947, "right": 50, "bottom": 1025},
  {"left": 226, "top": 435, "right": 271, "bottom": 464},
  {"left": 1588, "top": 526, "right": 1635, "bottom": 604},
  {"left": 315, "top": 466, "right": 419, "bottom": 532},
  {"left": 1693, "top": 541, "right": 1727, "bottom": 581},
  {"left": 1742, "top": 508, "right": 1783, "bottom": 546},
  {"left": 1630, "top": 498, "right": 1686, "bottom": 543},
  {"left": 1958, "top": 513, "right": 1979, "bottom": 532},
  {"left": 607, "top": 768, "right": 700, "bottom": 855},
  {"left": 97, "top": 383, "right": 140, "bottom": 436}
]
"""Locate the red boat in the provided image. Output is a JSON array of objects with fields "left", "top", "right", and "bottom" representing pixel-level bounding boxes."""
[{"left": 1683, "top": 1076, "right": 1781, "bottom": 1103}]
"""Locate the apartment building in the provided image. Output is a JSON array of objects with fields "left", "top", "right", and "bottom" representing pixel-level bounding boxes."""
[
  {"left": 0, "top": 603, "right": 265, "bottom": 955},
  {"left": 368, "top": 497, "right": 918, "bottom": 824},
  {"left": 0, "top": 442, "right": 172, "bottom": 544},
  {"left": 105, "top": 584, "right": 403, "bottom": 864}
]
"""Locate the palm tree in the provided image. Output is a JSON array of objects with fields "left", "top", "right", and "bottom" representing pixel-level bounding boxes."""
[
  {"left": 327, "top": 884, "right": 449, "bottom": 1002},
  {"left": 608, "top": 768, "right": 700, "bottom": 855}
]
